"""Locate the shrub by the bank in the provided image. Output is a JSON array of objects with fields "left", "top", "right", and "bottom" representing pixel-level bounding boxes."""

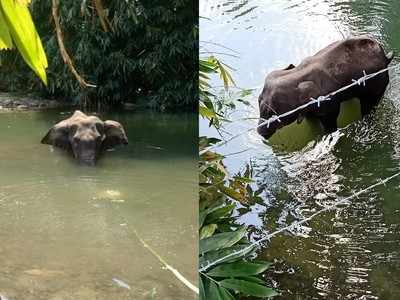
[{"left": 199, "top": 56, "right": 278, "bottom": 299}]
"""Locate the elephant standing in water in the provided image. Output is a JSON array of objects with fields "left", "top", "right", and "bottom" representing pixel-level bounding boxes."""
[
  {"left": 258, "top": 36, "right": 394, "bottom": 138},
  {"left": 41, "top": 110, "right": 128, "bottom": 165}
]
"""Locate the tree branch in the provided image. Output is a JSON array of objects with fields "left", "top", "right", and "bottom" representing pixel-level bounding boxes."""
[{"left": 52, "top": 0, "right": 96, "bottom": 88}]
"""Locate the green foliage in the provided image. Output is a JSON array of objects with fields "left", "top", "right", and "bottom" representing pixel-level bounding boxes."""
[
  {"left": 199, "top": 137, "right": 278, "bottom": 299},
  {"left": 199, "top": 56, "right": 253, "bottom": 127},
  {"left": 199, "top": 57, "right": 232, "bottom": 127},
  {"left": 0, "top": 0, "right": 197, "bottom": 110},
  {"left": 0, "top": 0, "right": 47, "bottom": 84},
  {"left": 199, "top": 53, "right": 278, "bottom": 299}
]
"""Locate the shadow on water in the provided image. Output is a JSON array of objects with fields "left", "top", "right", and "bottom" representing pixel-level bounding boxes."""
[
  {"left": 201, "top": 0, "right": 400, "bottom": 299},
  {"left": 0, "top": 110, "right": 197, "bottom": 299}
]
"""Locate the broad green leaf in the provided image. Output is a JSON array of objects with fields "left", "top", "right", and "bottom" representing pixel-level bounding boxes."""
[
  {"left": 16, "top": 0, "right": 31, "bottom": 5},
  {"left": 199, "top": 136, "right": 222, "bottom": 150},
  {"left": 200, "top": 223, "right": 218, "bottom": 239},
  {"left": 0, "top": 0, "right": 48, "bottom": 84},
  {"left": 207, "top": 280, "right": 223, "bottom": 300},
  {"left": 233, "top": 176, "right": 253, "bottom": 184},
  {"left": 199, "top": 197, "right": 224, "bottom": 214},
  {"left": 199, "top": 245, "right": 256, "bottom": 269},
  {"left": 199, "top": 275, "right": 206, "bottom": 300},
  {"left": 202, "top": 165, "right": 226, "bottom": 180},
  {"left": 218, "top": 287, "right": 236, "bottom": 300},
  {"left": 199, "top": 210, "right": 208, "bottom": 229},
  {"left": 205, "top": 205, "right": 235, "bottom": 224},
  {"left": 201, "top": 151, "right": 224, "bottom": 162},
  {"left": 207, "top": 261, "right": 272, "bottom": 277},
  {"left": 220, "top": 186, "right": 245, "bottom": 202},
  {"left": 220, "top": 279, "right": 279, "bottom": 298},
  {"left": 237, "top": 275, "right": 267, "bottom": 285},
  {"left": 0, "top": 9, "right": 12, "bottom": 49},
  {"left": 199, "top": 199, "right": 225, "bottom": 228},
  {"left": 199, "top": 226, "right": 246, "bottom": 254}
]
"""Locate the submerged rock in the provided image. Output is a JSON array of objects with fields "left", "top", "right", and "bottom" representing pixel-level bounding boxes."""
[{"left": 94, "top": 190, "right": 125, "bottom": 202}]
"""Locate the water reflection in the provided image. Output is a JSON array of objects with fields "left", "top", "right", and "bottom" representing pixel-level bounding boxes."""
[
  {"left": 201, "top": 0, "right": 400, "bottom": 298},
  {"left": 0, "top": 110, "right": 197, "bottom": 299}
]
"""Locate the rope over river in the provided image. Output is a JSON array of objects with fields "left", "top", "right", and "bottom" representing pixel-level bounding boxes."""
[{"left": 200, "top": 0, "right": 400, "bottom": 298}]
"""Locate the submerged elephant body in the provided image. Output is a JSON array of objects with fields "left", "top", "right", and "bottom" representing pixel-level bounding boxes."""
[
  {"left": 41, "top": 111, "right": 128, "bottom": 165},
  {"left": 258, "top": 36, "right": 394, "bottom": 138}
]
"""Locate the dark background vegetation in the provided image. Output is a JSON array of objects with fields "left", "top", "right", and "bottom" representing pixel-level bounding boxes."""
[{"left": 0, "top": 0, "right": 198, "bottom": 111}]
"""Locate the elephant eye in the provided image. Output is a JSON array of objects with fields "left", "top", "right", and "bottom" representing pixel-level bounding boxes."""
[{"left": 70, "top": 124, "right": 78, "bottom": 133}]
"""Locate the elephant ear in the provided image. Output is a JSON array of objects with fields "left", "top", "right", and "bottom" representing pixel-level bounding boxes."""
[
  {"left": 103, "top": 120, "right": 128, "bottom": 150},
  {"left": 41, "top": 120, "right": 70, "bottom": 149}
]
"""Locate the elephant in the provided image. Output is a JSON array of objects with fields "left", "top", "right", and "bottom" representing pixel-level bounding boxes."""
[
  {"left": 41, "top": 110, "right": 128, "bottom": 165},
  {"left": 257, "top": 36, "right": 394, "bottom": 139}
]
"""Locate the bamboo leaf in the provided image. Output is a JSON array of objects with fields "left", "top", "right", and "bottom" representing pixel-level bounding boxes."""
[{"left": 200, "top": 105, "right": 217, "bottom": 119}]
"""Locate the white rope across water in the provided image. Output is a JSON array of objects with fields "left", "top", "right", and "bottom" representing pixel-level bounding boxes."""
[
  {"left": 199, "top": 171, "right": 400, "bottom": 272},
  {"left": 200, "top": 64, "right": 399, "bottom": 155},
  {"left": 132, "top": 229, "right": 199, "bottom": 294},
  {"left": 112, "top": 204, "right": 199, "bottom": 294}
]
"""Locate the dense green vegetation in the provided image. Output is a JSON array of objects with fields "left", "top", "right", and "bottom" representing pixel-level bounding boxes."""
[
  {"left": 0, "top": 0, "right": 197, "bottom": 111},
  {"left": 199, "top": 57, "right": 278, "bottom": 299}
]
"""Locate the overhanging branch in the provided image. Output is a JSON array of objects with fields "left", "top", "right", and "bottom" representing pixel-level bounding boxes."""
[{"left": 52, "top": 0, "right": 96, "bottom": 88}]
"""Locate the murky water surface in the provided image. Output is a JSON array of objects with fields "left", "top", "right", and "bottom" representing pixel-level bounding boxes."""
[
  {"left": 0, "top": 110, "right": 197, "bottom": 299},
  {"left": 200, "top": 0, "right": 400, "bottom": 299}
]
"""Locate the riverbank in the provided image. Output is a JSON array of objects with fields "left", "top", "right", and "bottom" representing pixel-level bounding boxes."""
[
  {"left": 0, "top": 93, "right": 140, "bottom": 112},
  {"left": 0, "top": 92, "right": 68, "bottom": 111}
]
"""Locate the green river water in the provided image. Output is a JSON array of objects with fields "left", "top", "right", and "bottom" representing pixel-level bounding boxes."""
[
  {"left": 0, "top": 110, "right": 197, "bottom": 299},
  {"left": 201, "top": 0, "right": 400, "bottom": 299}
]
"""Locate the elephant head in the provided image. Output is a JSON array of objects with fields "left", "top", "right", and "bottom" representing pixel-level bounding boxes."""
[{"left": 41, "top": 110, "right": 128, "bottom": 165}]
